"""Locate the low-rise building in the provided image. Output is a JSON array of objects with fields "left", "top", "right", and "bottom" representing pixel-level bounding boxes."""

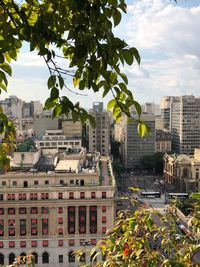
[
  {"left": 163, "top": 148, "right": 200, "bottom": 192},
  {"left": 35, "top": 130, "right": 82, "bottom": 152},
  {"left": 0, "top": 150, "right": 116, "bottom": 266}
]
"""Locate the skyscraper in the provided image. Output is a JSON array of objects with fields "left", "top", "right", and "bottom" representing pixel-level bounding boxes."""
[
  {"left": 170, "top": 95, "right": 200, "bottom": 155},
  {"left": 88, "top": 103, "right": 110, "bottom": 156}
]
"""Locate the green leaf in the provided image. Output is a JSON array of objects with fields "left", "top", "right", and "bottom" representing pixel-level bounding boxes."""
[
  {"left": 113, "top": 9, "right": 122, "bottom": 27},
  {"left": 133, "top": 101, "right": 142, "bottom": 117},
  {"left": 50, "top": 87, "right": 59, "bottom": 100},
  {"left": 47, "top": 75, "right": 56, "bottom": 89},
  {"left": 72, "top": 110, "right": 79, "bottom": 122},
  {"left": 137, "top": 122, "right": 147, "bottom": 137},
  {"left": 58, "top": 76, "right": 64, "bottom": 89},
  {"left": 0, "top": 63, "right": 12, "bottom": 76},
  {"left": 88, "top": 114, "right": 96, "bottom": 128},
  {"left": 119, "top": 73, "right": 128, "bottom": 84},
  {"left": 0, "top": 71, "right": 7, "bottom": 86},
  {"left": 130, "top": 47, "right": 141, "bottom": 65},
  {"left": 73, "top": 76, "right": 80, "bottom": 87},
  {"left": 0, "top": 82, "right": 7, "bottom": 91},
  {"left": 44, "top": 98, "right": 56, "bottom": 110},
  {"left": 0, "top": 54, "right": 4, "bottom": 64},
  {"left": 102, "top": 86, "right": 110, "bottom": 98},
  {"left": 122, "top": 49, "right": 133, "bottom": 65},
  {"left": 107, "top": 99, "right": 116, "bottom": 110}
]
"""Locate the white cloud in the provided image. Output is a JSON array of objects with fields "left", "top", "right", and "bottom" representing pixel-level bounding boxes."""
[{"left": 121, "top": 0, "right": 200, "bottom": 103}]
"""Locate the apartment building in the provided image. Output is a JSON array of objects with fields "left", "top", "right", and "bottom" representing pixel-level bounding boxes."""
[{"left": 0, "top": 150, "right": 116, "bottom": 266}]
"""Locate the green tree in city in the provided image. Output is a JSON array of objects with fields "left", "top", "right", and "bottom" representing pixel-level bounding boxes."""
[{"left": 0, "top": 0, "right": 149, "bottom": 135}]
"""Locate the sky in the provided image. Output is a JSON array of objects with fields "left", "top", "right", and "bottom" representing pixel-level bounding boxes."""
[{"left": 1, "top": 0, "right": 200, "bottom": 108}]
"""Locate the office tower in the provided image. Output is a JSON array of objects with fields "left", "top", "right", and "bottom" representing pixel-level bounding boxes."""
[
  {"left": 88, "top": 103, "right": 110, "bottom": 156},
  {"left": 121, "top": 114, "right": 156, "bottom": 169},
  {"left": 171, "top": 95, "right": 200, "bottom": 155},
  {"left": 160, "top": 96, "right": 171, "bottom": 130}
]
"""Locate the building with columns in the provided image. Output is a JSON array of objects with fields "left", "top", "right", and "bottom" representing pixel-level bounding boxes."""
[
  {"left": 0, "top": 150, "right": 116, "bottom": 266},
  {"left": 163, "top": 148, "right": 200, "bottom": 192}
]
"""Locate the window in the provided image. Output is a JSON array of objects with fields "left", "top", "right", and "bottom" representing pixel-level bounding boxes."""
[
  {"left": 42, "top": 252, "right": 49, "bottom": 264},
  {"left": 0, "top": 242, "right": 3, "bottom": 248},
  {"left": 34, "top": 180, "right": 38, "bottom": 185},
  {"left": 19, "top": 208, "right": 26, "bottom": 214},
  {"left": 102, "top": 192, "right": 106, "bottom": 198},
  {"left": 2, "top": 181, "right": 6, "bottom": 186},
  {"left": 68, "top": 251, "right": 75, "bottom": 263},
  {"left": 0, "top": 209, "right": 4, "bottom": 215},
  {"left": 58, "top": 193, "right": 63, "bottom": 199},
  {"left": 0, "top": 194, "right": 3, "bottom": 201},
  {"left": 69, "top": 192, "right": 74, "bottom": 199},
  {"left": 59, "top": 255, "right": 63, "bottom": 263},
  {"left": 91, "top": 192, "right": 96, "bottom": 199},
  {"left": 20, "top": 241, "right": 26, "bottom": 248},
  {"left": 45, "top": 180, "right": 49, "bottom": 185},
  {"left": 20, "top": 219, "right": 26, "bottom": 236},
  {"left": 79, "top": 253, "right": 86, "bottom": 263},
  {"left": 102, "top": 216, "right": 106, "bottom": 223},
  {"left": 58, "top": 207, "right": 63, "bottom": 214},
  {"left": 30, "top": 207, "right": 38, "bottom": 214},
  {"left": 58, "top": 240, "right": 63, "bottom": 246},
  {"left": 9, "top": 241, "right": 15, "bottom": 248},
  {"left": 42, "top": 241, "right": 48, "bottom": 247},
  {"left": 42, "top": 218, "right": 49, "bottom": 235},
  {"left": 70, "top": 180, "right": 74, "bottom": 185},
  {"left": 102, "top": 206, "right": 106, "bottom": 212},
  {"left": 80, "top": 192, "right": 85, "bottom": 199},
  {"left": 41, "top": 207, "right": 49, "bottom": 214},
  {"left": 60, "top": 180, "right": 64, "bottom": 185},
  {"left": 58, "top": 218, "right": 63, "bottom": 224},
  {"left": 41, "top": 193, "right": 49, "bottom": 200},
  {"left": 102, "top": 227, "right": 106, "bottom": 233},
  {"left": 31, "top": 241, "right": 37, "bottom": 247},
  {"left": 69, "top": 239, "right": 75, "bottom": 246},
  {"left": 13, "top": 181, "right": 17, "bottom": 186},
  {"left": 8, "top": 208, "right": 15, "bottom": 215},
  {"left": 58, "top": 228, "right": 63, "bottom": 235},
  {"left": 91, "top": 239, "right": 97, "bottom": 245}
]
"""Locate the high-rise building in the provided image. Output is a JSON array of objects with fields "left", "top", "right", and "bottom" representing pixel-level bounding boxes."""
[
  {"left": 88, "top": 103, "right": 110, "bottom": 156},
  {"left": 121, "top": 114, "right": 156, "bottom": 169},
  {"left": 170, "top": 95, "right": 200, "bottom": 155},
  {"left": 160, "top": 96, "right": 171, "bottom": 130}
]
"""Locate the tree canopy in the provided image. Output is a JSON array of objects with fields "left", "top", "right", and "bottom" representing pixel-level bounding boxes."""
[{"left": 0, "top": 0, "right": 150, "bottom": 137}]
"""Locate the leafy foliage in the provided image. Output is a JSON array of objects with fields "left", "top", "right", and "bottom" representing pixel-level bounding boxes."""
[
  {"left": 94, "top": 202, "right": 200, "bottom": 266},
  {"left": 0, "top": 107, "right": 15, "bottom": 171},
  {"left": 140, "top": 152, "right": 164, "bottom": 174},
  {"left": 0, "top": 0, "right": 149, "bottom": 134}
]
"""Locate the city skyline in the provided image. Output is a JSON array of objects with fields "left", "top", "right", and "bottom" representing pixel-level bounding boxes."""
[{"left": 1, "top": 0, "right": 200, "bottom": 108}]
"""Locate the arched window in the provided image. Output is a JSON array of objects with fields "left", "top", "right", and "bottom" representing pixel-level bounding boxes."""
[
  {"left": 0, "top": 253, "right": 4, "bottom": 265},
  {"left": 79, "top": 252, "right": 85, "bottom": 263},
  {"left": 42, "top": 252, "right": 49, "bottom": 264},
  {"left": 9, "top": 253, "right": 15, "bottom": 265},
  {"left": 32, "top": 252, "right": 38, "bottom": 264},
  {"left": 68, "top": 251, "right": 75, "bottom": 262},
  {"left": 20, "top": 253, "right": 26, "bottom": 263}
]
